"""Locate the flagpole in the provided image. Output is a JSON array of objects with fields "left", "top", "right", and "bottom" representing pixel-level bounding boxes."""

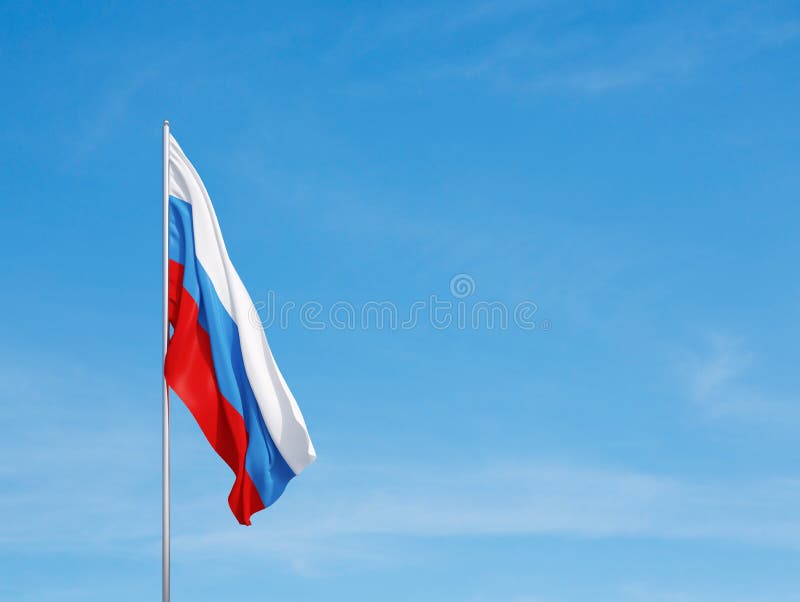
[{"left": 162, "top": 119, "right": 171, "bottom": 602}]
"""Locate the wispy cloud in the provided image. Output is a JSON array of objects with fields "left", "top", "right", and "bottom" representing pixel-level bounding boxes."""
[
  {"left": 468, "top": 595, "right": 552, "bottom": 602},
  {"left": 682, "top": 334, "right": 799, "bottom": 420},
  {"left": 0, "top": 354, "right": 159, "bottom": 554},
  {"left": 619, "top": 582, "right": 797, "bottom": 602},
  {"left": 65, "top": 72, "right": 152, "bottom": 168},
  {"left": 168, "top": 458, "right": 800, "bottom": 574},
  {"left": 4, "top": 353, "right": 800, "bottom": 578},
  {"left": 335, "top": 1, "right": 800, "bottom": 95}
]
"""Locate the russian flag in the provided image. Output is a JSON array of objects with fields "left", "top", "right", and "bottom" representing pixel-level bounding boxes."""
[{"left": 164, "top": 134, "right": 316, "bottom": 525}]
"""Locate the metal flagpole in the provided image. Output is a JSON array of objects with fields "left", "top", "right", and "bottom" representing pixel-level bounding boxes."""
[{"left": 162, "top": 119, "right": 171, "bottom": 602}]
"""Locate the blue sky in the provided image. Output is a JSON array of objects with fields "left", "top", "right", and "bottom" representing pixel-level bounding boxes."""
[{"left": 2, "top": 1, "right": 800, "bottom": 600}]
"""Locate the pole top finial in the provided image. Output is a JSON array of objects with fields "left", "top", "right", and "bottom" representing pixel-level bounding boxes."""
[{"left": 164, "top": 120, "right": 170, "bottom": 126}]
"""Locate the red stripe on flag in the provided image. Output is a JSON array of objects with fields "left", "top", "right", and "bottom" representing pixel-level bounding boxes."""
[{"left": 164, "top": 260, "right": 265, "bottom": 525}]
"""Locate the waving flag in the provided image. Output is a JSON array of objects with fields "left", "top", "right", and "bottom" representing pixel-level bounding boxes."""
[{"left": 164, "top": 133, "right": 316, "bottom": 525}]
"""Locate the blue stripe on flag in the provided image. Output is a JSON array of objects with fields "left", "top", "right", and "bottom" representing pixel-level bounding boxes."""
[{"left": 169, "top": 196, "right": 296, "bottom": 507}]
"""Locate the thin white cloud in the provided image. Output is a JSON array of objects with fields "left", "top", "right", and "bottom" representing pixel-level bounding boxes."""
[
  {"left": 166, "top": 458, "right": 800, "bottom": 576},
  {"left": 682, "top": 334, "right": 799, "bottom": 420},
  {"left": 4, "top": 353, "right": 800, "bottom": 577},
  {"left": 336, "top": 2, "right": 800, "bottom": 95},
  {"left": 619, "top": 582, "right": 796, "bottom": 602}
]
